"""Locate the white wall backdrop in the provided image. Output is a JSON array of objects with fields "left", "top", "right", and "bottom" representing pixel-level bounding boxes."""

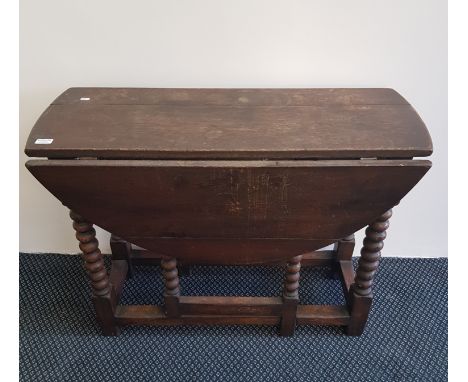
[{"left": 19, "top": 0, "right": 447, "bottom": 257}]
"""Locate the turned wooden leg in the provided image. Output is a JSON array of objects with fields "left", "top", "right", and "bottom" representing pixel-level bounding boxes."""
[
  {"left": 346, "top": 209, "right": 392, "bottom": 336},
  {"left": 70, "top": 211, "right": 120, "bottom": 336},
  {"left": 161, "top": 256, "right": 181, "bottom": 318},
  {"left": 331, "top": 234, "right": 355, "bottom": 278},
  {"left": 280, "top": 254, "right": 302, "bottom": 336},
  {"left": 110, "top": 234, "right": 134, "bottom": 278}
]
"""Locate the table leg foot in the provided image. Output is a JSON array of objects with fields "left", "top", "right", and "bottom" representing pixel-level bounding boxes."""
[
  {"left": 93, "top": 290, "right": 121, "bottom": 336},
  {"left": 346, "top": 291, "right": 372, "bottom": 336}
]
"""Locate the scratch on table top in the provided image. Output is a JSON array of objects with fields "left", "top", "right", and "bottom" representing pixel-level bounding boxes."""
[
  {"left": 280, "top": 175, "right": 290, "bottom": 215},
  {"left": 226, "top": 169, "right": 242, "bottom": 216}
]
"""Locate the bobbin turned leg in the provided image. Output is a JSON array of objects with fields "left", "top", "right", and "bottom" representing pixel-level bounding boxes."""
[
  {"left": 70, "top": 211, "right": 120, "bottom": 336},
  {"left": 346, "top": 209, "right": 392, "bottom": 336},
  {"left": 280, "top": 254, "right": 302, "bottom": 336},
  {"left": 110, "top": 234, "right": 134, "bottom": 278},
  {"left": 161, "top": 256, "right": 181, "bottom": 318}
]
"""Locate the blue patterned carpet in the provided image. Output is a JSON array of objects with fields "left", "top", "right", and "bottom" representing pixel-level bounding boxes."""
[{"left": 19, "top": 254, "right": 447, "bottom": 382}]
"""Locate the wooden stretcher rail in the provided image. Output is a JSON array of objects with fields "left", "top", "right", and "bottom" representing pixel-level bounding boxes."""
[
  {"left": 296, "top": 305, "right": 350, "bottom": 326},
  {"left": 114, "top": 301, "right": 350, "bottom": 327},
  {"left": 179, "top": 296, "right": 283, "bottom": 316},
  {"left": 114, "top": 305, "right": 281, "bottom": 326},
  {"left": 130, "top": 249, "right": 336, "bottom": 267}
]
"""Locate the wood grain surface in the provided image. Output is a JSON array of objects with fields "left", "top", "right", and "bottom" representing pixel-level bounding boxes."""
[
  {"left": 25, "top": 88, "right": 432, "bottom": 160},
  {"left": 27, "top": 159, "right": 430, "bottom": 262}
]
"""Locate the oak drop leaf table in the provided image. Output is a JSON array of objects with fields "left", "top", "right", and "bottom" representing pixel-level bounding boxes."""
[{"left": 25, "top": 88, "right": 432, "bottom": 336}]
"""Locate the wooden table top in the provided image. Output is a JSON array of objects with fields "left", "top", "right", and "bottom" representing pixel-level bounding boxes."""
[{"left": 25, "top": 88, "right": 432, "bottom": 160}]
